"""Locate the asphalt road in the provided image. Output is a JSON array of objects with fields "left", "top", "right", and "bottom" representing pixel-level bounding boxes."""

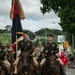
[{"left": 66, "top": 68, "right": 75, "bottom": 75}]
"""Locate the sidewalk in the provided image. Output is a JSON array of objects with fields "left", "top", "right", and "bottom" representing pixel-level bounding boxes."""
[{"left": 66, "top": 68, "right": 75, "bottom": 75}]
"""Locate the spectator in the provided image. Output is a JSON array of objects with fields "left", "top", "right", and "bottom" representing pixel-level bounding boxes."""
[
  {"left": 60, "top": 52, "right": 68, "bottom": 75},
  {"left": 33, "top": 41, "right": 44, "bottom": 66}
]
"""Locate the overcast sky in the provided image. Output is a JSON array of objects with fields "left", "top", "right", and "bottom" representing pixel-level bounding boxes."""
[{"left": 0, "top": 0, "right": 62, "bottom": 32}]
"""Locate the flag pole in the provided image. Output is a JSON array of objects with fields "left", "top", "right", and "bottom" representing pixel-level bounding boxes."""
[
  {"left": 10, "top": 0, "right": 25, "bottom": 61},
  {"left": 16, "top": 32, "right": 23, "bottom": 59},
  {"left": 16, "top": 32, "right": 18, "bottom": 59}
]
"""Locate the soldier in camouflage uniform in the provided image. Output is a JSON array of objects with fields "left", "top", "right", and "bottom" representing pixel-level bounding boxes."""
[
  {"left": 13, "top": 31, "right": 33, "bottom": 65},
  {"left": 13, "top": 31, "right": 33, "bottom": 74},
  {"left": 44, "top": 34, "right": 59, "bottom": 56},
  {"left": 39, "top": 34, "right": 59, "bottom": 66}
]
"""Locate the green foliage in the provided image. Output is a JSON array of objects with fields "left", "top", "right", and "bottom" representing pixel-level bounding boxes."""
[
  {"left": 33, "top": 28, "right": 62, "bottom": 46},
  {"left": 36, "top": 28, "right": 62, "bottom": 36},
  {"left": 0, "top": 28, "right": 62, "bottom": 46},
  {"left": 32, "top": 38, "right": 47, "bottom": 47},
  {"left": 58, "top": 7, "right": 75, "bottom": 33},
  {"left": 0, "top": 29, "right": 6, "bottom": 33},
  {"left": 40, "top": 0, "right": 75, "bottom": 34},
  {"left": 0, "top": 33, "right": 11, "bottom": 46}
]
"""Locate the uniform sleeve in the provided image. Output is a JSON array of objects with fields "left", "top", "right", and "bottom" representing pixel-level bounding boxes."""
[
  {"left": 43, "top": 43, "right": 49, "bottom": 53},
  {"left": 18, "top": 40, "right": 23, "bottom": 50},
  {"left": 28, "top": 41, "right": 34, "bottom": 54},
  {"left": 18, "top": 41, "right": 21, "bottom": 49},
  {"left": 0, "top": 51, "right": 6, "bottom": 58},
  {"left": 54, "top": 43, "right": 59, "bottom": 54}
]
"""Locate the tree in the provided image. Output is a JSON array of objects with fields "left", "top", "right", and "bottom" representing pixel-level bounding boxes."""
[
  {"left": 40, "top": 0, "right": 75, "bottom": 34},
  {"left": 5, "top": 25, "right": 12, "bottom": 34}
]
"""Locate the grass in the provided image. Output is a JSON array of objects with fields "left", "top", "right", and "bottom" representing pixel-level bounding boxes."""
[{"left": 0, "top": 33, "right": 11, "bottom": 46}]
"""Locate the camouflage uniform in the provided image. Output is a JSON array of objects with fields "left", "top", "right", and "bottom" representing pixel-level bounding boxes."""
[
  {"left": 43, "top": 42, "right": 59, "bottom": 57},
  {"left": 14, "top": 39, "right": 33, "bottom": 65},
  {"left": 18, "top": 39, "right": 33, "bottom": 54},
  {"left": 38, "top": 41, "right": 59, "bottom": 67}
]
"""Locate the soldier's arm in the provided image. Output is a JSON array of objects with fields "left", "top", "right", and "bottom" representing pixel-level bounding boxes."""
[
  {"left": 54, "top": 43, "right": 59, "bottom": 54},
  {"left": 0, "top": 51, "right": 6, "bottom": 58},
  {"left": 57, "top": 58, "right": 64, "bottom": 65},
  {"left": 18, "top": 40, "right": 22, "bottom": 50},
  {"left": 28, "top": 41, "right": 34, "bottom": 54},
  {"left": 18, "top": 41, "right": 20, "bottom": 48},
  {"left": 43, "top": 44, "right": 48, "bottom": 53}
]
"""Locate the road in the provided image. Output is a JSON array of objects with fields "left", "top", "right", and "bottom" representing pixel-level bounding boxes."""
[{"left": 66, "top": 68, "right": 75, "bottom": 75}]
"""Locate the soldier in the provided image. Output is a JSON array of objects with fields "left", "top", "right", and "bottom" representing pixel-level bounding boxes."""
[
  {"left": 40, "top": 34, "right": 60, "bottom": 66},
  {"left": 41, "top": 34, "right": 64, "bottom": 75},
  {"left": 13, "top": 31, "right": 33, "bottom": 74},
  {"left": 13, "top": 31, "right": 33, "bottom": 65},
  {"left": 5, "top": 43, "right": 13, "bottom": 63},
  {"left": 0, "top": 42, "right": 11, "bottom": 75},
  {"left": 44, "top": 34, "right": 59, "bottom": 56},
  {"left": 33, "top": 41, "right": 44, "bottom": 67}
]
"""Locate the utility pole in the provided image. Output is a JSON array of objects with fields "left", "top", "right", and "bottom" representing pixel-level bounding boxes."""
[
  {"left": 72, "top": 33, "right": 74, "bottom": 57},
  {"left": 45, "top": 29, "right": 47, "bottom": 45},
  {"left": 5, "top": 25, "right": 12, "bottom": 43}
]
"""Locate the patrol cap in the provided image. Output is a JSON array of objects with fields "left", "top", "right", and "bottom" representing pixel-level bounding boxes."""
[
  {"left": 48, "top": 34, "right": 54, "bottom": 37},
  {"left": 23, "top": 31, "right": 28, "bottom": 36}
]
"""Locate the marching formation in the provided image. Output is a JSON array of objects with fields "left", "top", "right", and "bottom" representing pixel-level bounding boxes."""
[
  {"left": 0, "top": 32, "right": 68, "bottom": 75},
  {"left": 0, "top": 0, "right": 69, "bottom": 75}
]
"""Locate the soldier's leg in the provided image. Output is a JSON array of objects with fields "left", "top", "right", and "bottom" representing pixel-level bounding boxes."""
[
  {"left": 33, "top": 57, "right": 39, "bottom": 67},
  {"left": 3, "top": 60, "right": 11, "bottom": 68},
  {"left": 3, "top": 60, "right": 11, "bottom": 75},
  {"left": 39, "top": 58, "right": 46, "bottom": 70},
  {"left": 14, "top": 65, "right": 17, "bottom": 74},
  {"left": 40, "top": 58, "right": 46, "bottom": 66},
  {"left": 13, "top": 57, "right": 19, "bottom": 74},
  {"left": 13, "top": 57, "right": 19, "bottom": 65}
]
